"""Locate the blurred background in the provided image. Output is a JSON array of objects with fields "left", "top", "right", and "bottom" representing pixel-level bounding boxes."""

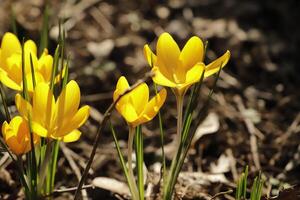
[{"left": 0, "top": 0, "right": 300, "bottom": 199}]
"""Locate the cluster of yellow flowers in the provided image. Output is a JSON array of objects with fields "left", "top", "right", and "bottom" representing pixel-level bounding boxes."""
[
  {"left": 0, "top": 33, "right": 90, "bottom": 155},
  {"left": 0, "top": 31, "right": 229, "bottom": 156},
  {"left": 114, "top": 32, "right": 230, "bottom": 126}
]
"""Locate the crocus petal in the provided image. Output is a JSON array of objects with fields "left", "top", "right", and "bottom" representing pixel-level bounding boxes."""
[
  {"left": 55, "top": 105, "right": 90, "bottom": 138},
  {"left": 136, "top": 88, "right": 167, "bottom": 126},
  {"left": 0, "top": 69, "right": 22, "bottom": 91},
  {"left": 156, "top": 32, "right": 180, "bottom": 81},
  {"left": 143, "top": 44, "right": 157, "bottom": 67},
  {"left": 15, "top": 93, "right": 33, "bottom": 119},
  {"left": 152, "top": 67, "right": 177, "bottom": 88},
  {"left": 31, "top": 121, "right": 48, "bottom": 138},
  {"left": 37, "top": 54, "right": 53, "bottom": 82},
  {"left": 120, "top": 103, "right": 139, "bottom": 123},
  {"left": 179, "top": 36, "right": 204, "bottom": 70},
  {"left": 2, "top": 116, "right": 32, "bottom": 155},
  {"left": 61, "top": 130, "right": 82, "bottom": 143},
  {"left": 113, "top": 76, "right": 130, "bottom": 101},
  {"left": 157, "top": 33, "right": 180, "bottom": 68},
  {"left": 129, "top": 83, "right": 149, "bottom": 115},
  {"left": 0, "top": 32, "right": 21, "bottom": 63},
  {"left": 24, "top": 40, "right": 37, "bottom": 55},
  {"left": 32, "top": 83, "right": 55, "bottom": 126},
  {"left": 26, "top": 72, "right": 45, "bottom": 93},
  {"left": 184, "top": 63, "right": 205, "bottom": 86},
  {"left": 56, "top": 80, "right": 80, "bottom": 122},
  {"left": 205, "top": 50, "right": 230, "bottom": 78}
]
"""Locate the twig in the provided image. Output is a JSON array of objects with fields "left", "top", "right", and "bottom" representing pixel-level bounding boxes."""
[
  {"left": 210, "top": 189, "right": 233, "bottom": 200},
  {"left": 275, "top": 113, "right": 300, "bottom": 144},
  {"left": 234, "top": 95, "right": 261, "bottom": 170},
  {"left": 60, "top": 143, "right": 88, "bottom": 199},
  {"left": 43, "top": 185, "right": 94, "bottom": 197},
  {"left": 226, "top": 148, "right": 238, "bottom": 182},
  {"left": 90, "top": 7, "right": 114, "bottom": 33},
  {"left": 74, "top": 72, "right": 153, "bottom": 200}
]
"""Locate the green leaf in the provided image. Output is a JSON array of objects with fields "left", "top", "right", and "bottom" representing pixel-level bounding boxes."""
[
  {"left": 110, "top": 122, "right": 136, "bottom": 197},
  {"left": 135, "top": 125, "right": 144, "bottom": 200}
]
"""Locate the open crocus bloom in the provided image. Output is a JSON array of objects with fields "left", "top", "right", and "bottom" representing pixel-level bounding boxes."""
[
  {"left": 0, "top": 32, "right": 53, "bottom": 92},
  {"left": 113, "top": 76, "right": 167, "bottom": 127},
  {"left": 2, "top": 116, "right": 39, "bottom": 155},
  {"left": 15, "top": 80, "right": 90, "bottom": 142},
  {"left": 144, "top": 32, "right": 230, "bottom": 95}
]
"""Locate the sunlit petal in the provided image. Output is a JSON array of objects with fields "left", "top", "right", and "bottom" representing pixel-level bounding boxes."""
[
  {"left": 61, "top": 130, "right": 81, "bottom": 143},
  {"left": 157, "top": 33, "right": 180, "bottom": 69},
  {"left": 0, "top": 32, "right": 21, "bottom": 64},
  {"left": 152, "top": 67, "right": 177, "bottom": 88},
  {"left": 55, "top": 105, "right": 90, "bottom": 137},
  {"left": 129, "top": 83, "right": 149, "bottom": 115},
  {"left": 113, "top": 76, "right": 130, "bottom": 101},
  {"left": 143, "top": 44, "right": 157, "bottom": 67},
  {"left": 137, "top": 88, "right": 167, "bottom": 126},
  {"left": 15, "top": 93, "right": 32, "bottom": 119},
  {"left": 205, "top": 50, "right": 230, "bottom": 78},
  {"left": 56, "top": 80, "right": 80, "bottom": 123},
  {"left": 32, "top": 83, "right": 55, "bottom": 126},
  {"left": 0, "top": 69, "right": 22, "bottom": 91},
  {"left": 179, "top": 36, "right": 204, "bottom": 70}
]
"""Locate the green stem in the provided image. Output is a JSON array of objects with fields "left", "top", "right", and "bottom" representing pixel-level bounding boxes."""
[
  {"left": 135, "top": 126, "right": 144, "bottom": 199},
  {"left": 175, "top": 94, "right": 184, "bottom": 147},
  {"left": 128, "top": 125, "right": 139, "bottom": 200},
  {"left": 163, "top": 93, "right": 184, "bottom": 200}
]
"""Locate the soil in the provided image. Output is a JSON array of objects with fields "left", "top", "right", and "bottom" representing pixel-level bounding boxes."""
[{"left": 0, "top": 0, "right": 300, "bottom": 199}]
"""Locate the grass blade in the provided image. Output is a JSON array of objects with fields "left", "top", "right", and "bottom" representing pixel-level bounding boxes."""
[
  {"left": 110, "top": 122, "right": 136, "bottom": 197},
  {"left": 39, "top": 4, "right": 49, "bottom": 56},
  {"left": 135, "top": 125, "right": 144, "bottom": 199}
]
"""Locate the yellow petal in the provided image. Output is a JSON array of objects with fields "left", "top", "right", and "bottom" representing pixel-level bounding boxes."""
[
  {"left": 0, "top": 69, "right": 22, "bottom": 91},
  {"left": 15, "top": 93, "right": 32, "bottom": 119},
  {"left": 2, "top": 116, "right": 31, "bottom": 155},
  {"left": 136, "top": 88, "right": 167, "bottom": 126},
  {"left": 56, "top": 80, "right": 80, "bottom": 123},
  {"left": 156, "top": 32, "right": 180, "bottom": 81},
  {"left": 179, "top": 36, "right": 204, "bottom": 70},
  {"left": 113, "top": 76, "right": 130, "bottom": 101},
  {"left": 157, "top": 32, "right": 180, "bottom": 68},
  {"left": 1, "top": 121, "right": 10, "bottom": 139},
  {"left": 26, "top": 72, "right": 45, "bottom": 93},
  {"left": 55, "top": 105, "right": 90, "bottom": 137},
  {"left": 37, "top": 54, "right": 53, "bottom": 82},
  {"left": 184, "top": 63, "right": 205, "bottom": 86},
  {"left": 205, "top": 50, "right": 230, "bottom": 78},
  {"left": 129, "top": 83, "right": 149, "bottom": 115},
  {"left": 0, "top": 32, "right": 21, "bottom": 65},
  {"left": 143, "top": 44, "right": 157, "bottom": 67},
  {"left": 24, "top": 42, "right": 38, "bottom": 74},
  {"left": 152, "top": 67, "right": 177, "bottom": 88},
  {"left": 61, "top": 130, "right": 82, "bottom": 142},
  {"left": 31, "top": 121, "right": 48, "bottom": 137},
  {"left": 120, "top": 103, "right": 139, "bottom": 123},
  {"left": 32, "top": 82, "right": 55, "bottom": 126}
]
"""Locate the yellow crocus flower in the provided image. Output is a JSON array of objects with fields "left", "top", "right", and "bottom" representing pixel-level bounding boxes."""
[
  {"left": 15, "top": 80, "right": 90, "bottom": 142},
  {"left": 0, "top": 32, "right": 53, "bottom": 92},
  {"left": 113, "top": 76, "right": 167, "bottom": 127},
  {"left": 144, "top": 32, "right": 230, "bottom": 95},
  {"left": 2, "top": 116, "right": 39, "bottom": 155}
]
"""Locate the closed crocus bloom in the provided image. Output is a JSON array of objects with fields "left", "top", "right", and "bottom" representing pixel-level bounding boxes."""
[
  {"left": 0, "top": 32, "right": 53, "bottom": 92},
  {"left": 113, "top": 76, "right": 167, "bottom": 127},
  {"left": 2, "top": 116, "right": 39, "bottom": 155},
  {"left": 15, "top": 80, "right": 90, "bottom": 142},
  {"left": 144, "top": 32, "right": 230, "bottom": 95}
]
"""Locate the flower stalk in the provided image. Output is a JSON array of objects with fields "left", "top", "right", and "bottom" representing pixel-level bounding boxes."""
[{"left": 127, "top": 125, "right": 139, "bottom": 200}]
